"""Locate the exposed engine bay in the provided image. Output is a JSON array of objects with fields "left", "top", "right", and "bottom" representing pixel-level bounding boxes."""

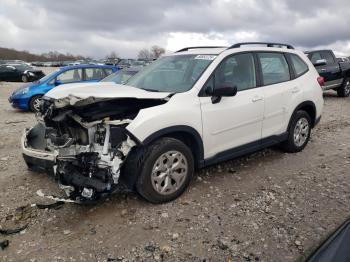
[{"left": 23, "top": 96, "right": 167, "bottom": 203}]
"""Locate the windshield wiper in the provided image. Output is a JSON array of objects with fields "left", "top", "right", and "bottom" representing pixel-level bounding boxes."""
[{"left": 141, "top": 88, "right": 160, "bottom": 92}]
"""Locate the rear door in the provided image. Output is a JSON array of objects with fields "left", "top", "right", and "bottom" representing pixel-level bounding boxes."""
[
  {"left": 199, "top": 52, "right": 264, "bottom": 158},
  {"left": 257, "top": 52, "right": 294, "bottom": 138},
  {"left": 320, "top": 51, "right": 343, "bottom": 88}
]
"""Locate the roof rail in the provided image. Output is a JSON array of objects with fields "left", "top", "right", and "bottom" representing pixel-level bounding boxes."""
[
  {"left": 229, "top": 42, "right": 294, "bottom": 50},
  {"left": 175, "top": 46, "right": 227, "bottom": 53}
]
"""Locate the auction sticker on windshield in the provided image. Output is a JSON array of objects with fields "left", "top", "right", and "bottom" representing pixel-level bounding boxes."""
[{"left": 194, "top": 55, "right": 217, "bottom": 60}]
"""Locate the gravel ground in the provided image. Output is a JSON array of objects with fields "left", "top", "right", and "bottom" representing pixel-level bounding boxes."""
[{"left": 0, "top": 68, "right": 350, "bottom": 261}]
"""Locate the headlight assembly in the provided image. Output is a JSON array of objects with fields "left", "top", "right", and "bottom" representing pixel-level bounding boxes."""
[{"left": 20, "top": 87, "right": 30, "bottom": 95}]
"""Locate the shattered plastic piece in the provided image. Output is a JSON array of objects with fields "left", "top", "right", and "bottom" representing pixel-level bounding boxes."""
[
  {"left": 36, "top": 190, "right": 76, "bottom": 203},
  {"left": 35, "top": 201, "right": 64, "bottom": 210},
  {"left": 0, "top": 240, "right": 9, "bottom": 250},
  {"left": 0, "top": 224, "right": 28, "bottom": 235},
  {"left": 119, "top": 136, "right": 136, "bottom": 156},
  {"left": 81, "top": 188, "right": 94, "bottom": 199},
  {"left": 58, "top": 183, "right": 74, "bottom": 197}
]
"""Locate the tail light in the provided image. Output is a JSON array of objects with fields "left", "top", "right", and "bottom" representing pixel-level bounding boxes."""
[{"left": 317, "top": 76, "right": 324, "bottom": 87}]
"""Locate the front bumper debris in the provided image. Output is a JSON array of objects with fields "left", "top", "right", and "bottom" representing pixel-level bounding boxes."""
[{"left": 22, "top": 120, "right": 137, "bottom": 203}]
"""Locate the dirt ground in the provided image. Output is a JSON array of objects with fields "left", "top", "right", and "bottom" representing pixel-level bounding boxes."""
[{"left": 0, "top": 68, "right": 350, "bottom": 262}]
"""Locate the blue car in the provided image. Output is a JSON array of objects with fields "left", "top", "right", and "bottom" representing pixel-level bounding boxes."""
[{"left": 8, "top": 64, "right": 118, "bottom": 112}]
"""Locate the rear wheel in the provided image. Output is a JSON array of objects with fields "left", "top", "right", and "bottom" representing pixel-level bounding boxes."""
[
  {"left": 337, "top": 77, "right": 350, "bottom": 97},
  {"left": 281, "top": 110, "right": 311, "bottom": 153},
  {"left": 127, "top": 137, "right": 194, "bottom": 204},
  {"left": 29, "top": 95, "right": 43, "bottom": 112},
  {"left": 21, "top": 74, "right": 28, "bottom": 82}
]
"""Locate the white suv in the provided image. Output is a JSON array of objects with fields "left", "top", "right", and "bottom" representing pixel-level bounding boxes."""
[{"left": 22, "top": 42, "right": 323, "bottom": 204}]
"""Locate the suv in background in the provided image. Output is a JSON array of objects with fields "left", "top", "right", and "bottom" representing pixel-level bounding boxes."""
[
  {"left": 306, "top": 49, "right": 350, "bottom": 97},
  {"left": 22, "top": 42, "right": 323, "bottom": 204}
]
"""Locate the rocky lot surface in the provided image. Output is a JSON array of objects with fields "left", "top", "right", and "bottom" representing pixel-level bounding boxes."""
[{"left": 0, "top": 69, "right": 350, "bottom": 261}]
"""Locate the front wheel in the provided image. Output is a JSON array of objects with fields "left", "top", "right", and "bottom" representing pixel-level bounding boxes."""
[
  {"left": 29, "top": 95, "right": 43, "bottom": 112},
  {"left": 337, "top": 77, "right": 350, "bottom": 97},
  {"left": 281, "top": 110, "right": 312, "bottom": 153},
  {"left": 129, "top": 137, "right": 194, "bottom": 204}
]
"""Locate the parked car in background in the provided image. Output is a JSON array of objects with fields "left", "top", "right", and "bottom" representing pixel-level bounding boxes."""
[
  {"left": 337, "top": 57, "right": 350, "bottom": 63},
  {"left": 68, "top": 61, "right": 82, "bottom": 66},
  {"left": 104, "top": 59, "right": 120, "bottom": 66},
  {"left": 21, "top": 42, "right": 323, "bottom": 204},
  {"left": 31, "top": 61, "right": 45, "bottom": 67},
  {"left": 117, "top": 59, "right": 136, "bottom": 69},
  {"left": 306, "top": 50, "right": 350, "bottom": 97},
  {"left": 8, "top": 64, "right": 118, "bottom": 112},
  {"left": 0, "top": 64, "right": 45, "bottom": 82},
  {"left": 100, "top": 67, "right": 140, "bottom": 84}
]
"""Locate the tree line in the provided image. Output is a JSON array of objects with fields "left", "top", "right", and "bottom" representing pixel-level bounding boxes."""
[
  {"left": 0, "top": 47, "right": 87, "bottom": 62},
  {"left": 1, "top": 45, "right": 167, "bottom": 62}
]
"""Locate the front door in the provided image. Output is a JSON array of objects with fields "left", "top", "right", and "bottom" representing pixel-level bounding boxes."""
[{"left": 199, "top": 53, "right": 264, "bottom": 159}]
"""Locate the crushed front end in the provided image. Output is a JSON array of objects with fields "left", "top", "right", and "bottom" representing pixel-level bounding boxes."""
[{"left": 21, "top": 96, "right": 164, "bottom": 203}]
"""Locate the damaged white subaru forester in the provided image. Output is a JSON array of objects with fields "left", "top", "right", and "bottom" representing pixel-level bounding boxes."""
[{"left": 22, "top": 42, "right": 324, "bottom": 204}]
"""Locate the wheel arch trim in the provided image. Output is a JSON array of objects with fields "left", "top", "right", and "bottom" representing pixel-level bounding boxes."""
[
  {"left": 141, "top": 125, "right": 204, "bottom": 166},
  {"left": 288, "top": 100, "right": 317, "bottom": 129}
]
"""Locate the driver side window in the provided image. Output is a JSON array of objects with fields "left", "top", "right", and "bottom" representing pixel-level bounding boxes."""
[
  {"left": 57, "top": 69, "right": 82, "bottom": 84},
  {"left": 214, "top": 53, "right": 256, "bottom": 92}
]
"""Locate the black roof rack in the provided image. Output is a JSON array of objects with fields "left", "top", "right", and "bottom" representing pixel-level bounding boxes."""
[
  {"left": 175, "top": 46, "right": 227, "bottom": 53},
  {"left": 229, "top": 42, "right": 294, "bottom": 49}
]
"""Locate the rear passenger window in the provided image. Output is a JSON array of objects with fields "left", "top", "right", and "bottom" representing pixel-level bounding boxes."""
[
  {"left": 214, "top": 53, "right": 256, "bottom": 91},
  {"left": 258, "top": 53, "right": 290, "bottom": 85},
  {"left": 290, "top": 54, "right": 308, "bottom": 77},
  {"left": 85, "top": 68, "right": 105, "bottom": 81}
]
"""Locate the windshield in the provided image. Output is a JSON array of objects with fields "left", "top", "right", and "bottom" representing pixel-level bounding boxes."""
[
  {"left": 127, "top": 54, "right": 215, "bottom": 92},
  {"left": 100, "top": 70, "right": 138, "bottom": 84}
]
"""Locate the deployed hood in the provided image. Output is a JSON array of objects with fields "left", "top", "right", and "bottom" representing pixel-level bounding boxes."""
[{"left": 45, "top": 83, "right": 172, "bottom": 108}]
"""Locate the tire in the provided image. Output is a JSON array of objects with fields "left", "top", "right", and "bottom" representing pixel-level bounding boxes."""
[
  {"left": 337, "top": 77, "right": 350, "bottom": 97},
  {"left": 29, "top": 95, "right": 43, "bottom": 113},
  {"left": 126, "top": 137, "right": 194, "bottom": 204},
  {"left": 281, "top": 110, "right": 312, "bottom": 153},
  {"left": 22, "top": 74, "right": 28, "bottom": 82}
]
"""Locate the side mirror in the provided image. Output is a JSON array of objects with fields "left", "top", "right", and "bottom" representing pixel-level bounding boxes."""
[
  {"left": 54, "top": 79, "right": 62, "bottom": 86},
  {"left": 313, "top": 59, "right": 326, "bottom": 67},
  {"left": 211, "top": 85, "right": 237, "bottom": 104}
]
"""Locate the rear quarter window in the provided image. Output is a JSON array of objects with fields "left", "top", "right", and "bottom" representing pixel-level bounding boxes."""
[{"left": 290, "top": 54, "right": 309, "bottom": 77}]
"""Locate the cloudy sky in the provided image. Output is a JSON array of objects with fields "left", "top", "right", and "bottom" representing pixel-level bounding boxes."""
[{"left": 0, "top": 0, "right": 349, "bottom": 58}]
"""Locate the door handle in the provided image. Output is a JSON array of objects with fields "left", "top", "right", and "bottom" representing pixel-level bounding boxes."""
[
  {"left": 321, "top": 69, "right": 326, "bottom": 71},
  {"left": 292, "top": 87, "right": 300, "bottom": 94},
  {"left": 252, "top": 96, "right": 263, "bottom": 102}
]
